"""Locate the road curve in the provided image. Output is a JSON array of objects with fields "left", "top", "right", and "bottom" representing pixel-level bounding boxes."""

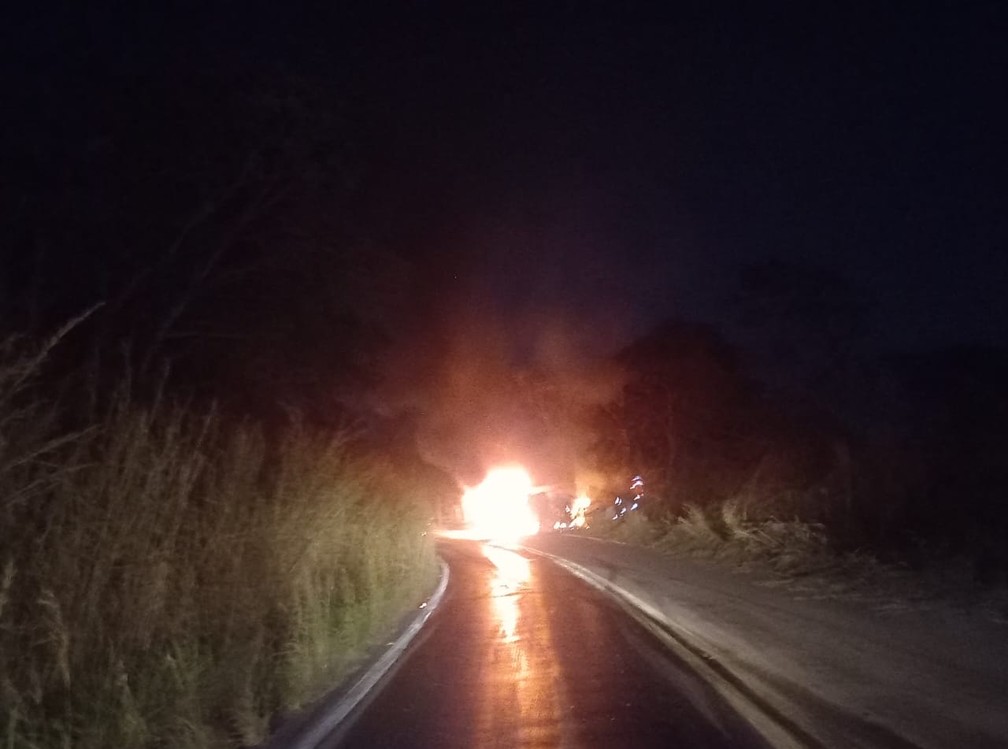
[{"left": 325, "top": 538, "right": 769, "bottom": 748}]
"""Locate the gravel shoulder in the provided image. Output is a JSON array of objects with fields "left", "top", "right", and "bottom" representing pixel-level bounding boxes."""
[{"left": 523, "top": 533, "right": 1008, "bottom": 749}]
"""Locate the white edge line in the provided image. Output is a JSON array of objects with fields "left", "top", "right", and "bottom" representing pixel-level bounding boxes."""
[{"left": 292, "top": 558, "right": 451, "bottom": 749}]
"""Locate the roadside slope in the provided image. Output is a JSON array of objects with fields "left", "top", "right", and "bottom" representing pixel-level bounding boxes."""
[{"left": 524, "top": 534, "right": 1008, "bottom": 749}]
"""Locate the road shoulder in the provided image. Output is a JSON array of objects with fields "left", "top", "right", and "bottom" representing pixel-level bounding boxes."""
[{"left": 524, "top": 534, "right": 1008, "bottom": 749}]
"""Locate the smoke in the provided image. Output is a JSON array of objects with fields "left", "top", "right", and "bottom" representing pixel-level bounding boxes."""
[
  {"left": 372, "top": 216, "right": 632, "bottom": 491},
  {"left": 376, "top": 301, "right": 625, "bottom": 489}
]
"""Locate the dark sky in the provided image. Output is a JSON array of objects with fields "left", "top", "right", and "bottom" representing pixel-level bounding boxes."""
[
  {"left": 4, "top": 2, "right": 1007, "bottom": 485},
  {"left": 7, "top": 2, "right": 1006, "bottom": 350},
  {"left": 337, "top": 1, "right": 1008, "bottom": 349}
]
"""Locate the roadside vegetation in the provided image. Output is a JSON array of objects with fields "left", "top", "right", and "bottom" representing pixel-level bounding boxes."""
[
  {"left": 0, "top": 64, "right": 453, "bottom": 749},
  {"left": 587, "top": 269, "right": 1008, "bottom": 594},
  {"left": 587, "top": 499, "right": 1008, "bottom": 617},
  {"left": 593, "top": 501, "right": 864, "bottom": 578},
  {"left": 0, "top": 334, "right": 439, "bottom": 749}
]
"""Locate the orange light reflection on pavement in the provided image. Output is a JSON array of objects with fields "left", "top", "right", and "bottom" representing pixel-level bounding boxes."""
[
  {"left": 484, "top": 544, "right": 530, "bottom": 643},
  {"left": 479, "top": 543, "right": 571, "bottom": 747}
]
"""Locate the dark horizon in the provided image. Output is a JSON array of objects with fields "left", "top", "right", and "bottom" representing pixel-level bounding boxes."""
[{"left": 3, "top": 2, "right": 1006, "bottom": 356}]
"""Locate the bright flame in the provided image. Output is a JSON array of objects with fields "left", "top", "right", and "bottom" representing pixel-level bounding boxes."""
[
  {"left": 461, "top": 466, "right": 540, "bottom": 541},
  {"left": 570, "top": 494, "right": 591, "bottom": 528}
]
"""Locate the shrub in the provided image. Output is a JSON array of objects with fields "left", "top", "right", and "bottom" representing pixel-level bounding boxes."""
[{"left": 0, "top": 336, "right": 437, "bottom": 748}]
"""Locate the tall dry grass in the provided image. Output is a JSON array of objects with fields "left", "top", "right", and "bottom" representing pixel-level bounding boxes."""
[
  {"left": 0, "top": 335, "right": 437, "bottom": 748},
  {"left": 656, "top": 500, "right": 831, "bottom": 574}
]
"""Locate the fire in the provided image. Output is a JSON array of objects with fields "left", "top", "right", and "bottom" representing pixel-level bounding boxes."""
[
  {"left": 570, "top": 494, "right": 591, "bottom": 528},
  {"left": 461, "top": 466, "right": 540, "bottom": 541}
]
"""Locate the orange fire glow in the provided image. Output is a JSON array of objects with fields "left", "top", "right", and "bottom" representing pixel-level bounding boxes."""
[{"left": 461, "top": 466, "right": 540, "bottom": 541}]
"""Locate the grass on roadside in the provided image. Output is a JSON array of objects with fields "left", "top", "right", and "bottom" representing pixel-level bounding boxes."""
[
  {"left": 0, "top": 335, "right": 438, "bottom": 749},
  {"left": 654, "top": 500, "right": 833, "bottom": 574},
  {"left": 587, "top": 497, "right": 1008, "bottom": 617},
  {"left": 586, "top": 493, "right": 874, "bottom": 578}
]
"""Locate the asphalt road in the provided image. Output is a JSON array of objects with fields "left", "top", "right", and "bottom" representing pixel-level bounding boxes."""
[{"left": 327, "top": 539, "right": 769, "bottom": 748}]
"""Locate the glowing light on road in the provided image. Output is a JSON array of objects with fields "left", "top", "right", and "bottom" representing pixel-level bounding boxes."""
[
  {"left": 461, "top": 466, "right": 540, "bottom": 541},
  {"left": 483, "top": 544, "right": 531, "bottom": 643}
]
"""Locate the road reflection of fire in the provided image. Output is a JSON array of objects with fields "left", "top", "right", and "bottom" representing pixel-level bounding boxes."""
[
  {"left": 480, "top": 544, "right": 570, "bottom": 746},
  {"left": 483, "top": 544, "right": 531, "bottom": 643}
]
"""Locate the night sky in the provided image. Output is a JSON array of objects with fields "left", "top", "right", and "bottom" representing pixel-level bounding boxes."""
[
  {"left": 10, "top": 3, "right": 1006, "bottom": 345},
  {"left": 342, "top": 1, "right": 1008, "bottom": 349},
  {"left": 4, "top": 2, "right": 1007, "bottom": 482}
]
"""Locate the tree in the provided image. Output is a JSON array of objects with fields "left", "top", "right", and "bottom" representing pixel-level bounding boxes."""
[
  {"left": 595, "top": 320, "right": 762, "bottom": 514},
  {"left": 731, "top": 261, "right": 922, "bottom": 543},
  {"left": 1, "top": 64, "right": 406, "bottom": 425}
]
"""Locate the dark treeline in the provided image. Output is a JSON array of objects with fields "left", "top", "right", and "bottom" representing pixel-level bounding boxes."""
[
  {"left": 3, "top": 45, "right": 408, "bottom": 419},
  {"left": 593, "top": 278, "right": 1008, "bottom": 584},
  {"left": 1, "top": 45, "right": 458, "bottom": 523}
]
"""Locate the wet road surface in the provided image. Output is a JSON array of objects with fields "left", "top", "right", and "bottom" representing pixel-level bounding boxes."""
[{"left": 328, "top": 539, "right": 769, "bottom": 748}]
